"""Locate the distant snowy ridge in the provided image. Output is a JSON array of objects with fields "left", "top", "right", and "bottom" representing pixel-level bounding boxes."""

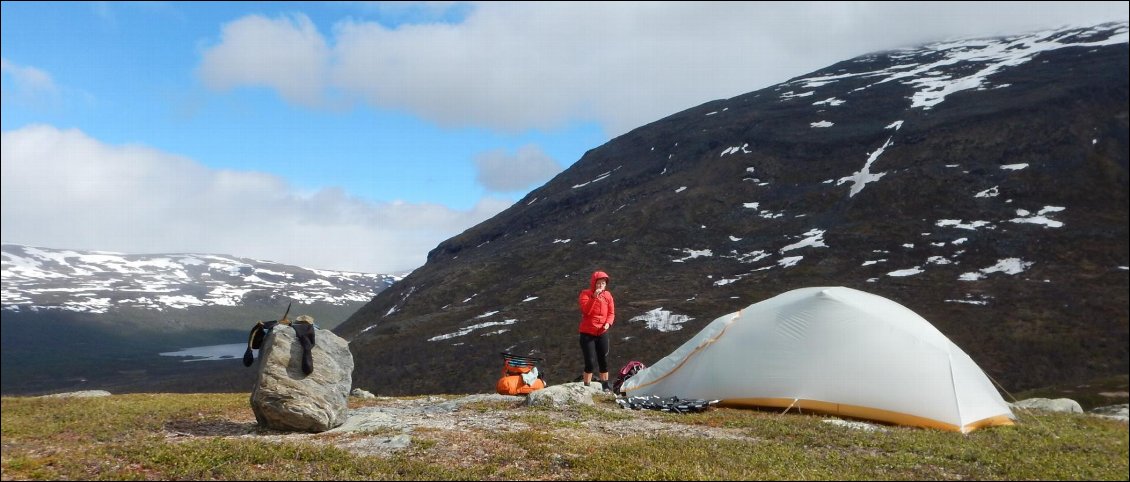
[{"left": 1, "top": 244, "right": 400, "bottom": 314}]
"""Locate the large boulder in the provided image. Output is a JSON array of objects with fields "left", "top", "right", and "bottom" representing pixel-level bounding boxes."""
[
  {"left": 1090, "top": 404, "right": 1129, "bottom": 422},
  {"left": 1010, "top": 397, "right": 1084, "bottom": 414},
  {"left": 250, "top": 325, "right": 353, "bottom": 432},
  {"left": 526, "top": 382, "right": 608, "bottom": 408}
]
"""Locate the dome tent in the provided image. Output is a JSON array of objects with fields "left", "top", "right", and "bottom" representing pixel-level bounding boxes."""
[{"left": 620, "top": 287, "right": 1014, "bottom": 432}]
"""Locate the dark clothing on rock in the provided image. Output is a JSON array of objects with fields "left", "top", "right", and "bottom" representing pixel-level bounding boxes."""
[{"left": 293, "top": 322, "right": 316, "bottom": 375}]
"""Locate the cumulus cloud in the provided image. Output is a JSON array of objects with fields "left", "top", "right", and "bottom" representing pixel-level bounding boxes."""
[
  {"left": 474, "top": 144, "right": 562, "bottom": 193},
  {"left": 1, "top": 58, "right": 61, "bottom": 108},
  {"left": 197, "top": 13, "right": 331, "bottom": 107},
  {"left": 0, "top": 125, "right": 507, "bottom": 274},
  {"left": 196, "top": 2, "right": 1129, "bottom": 137}
]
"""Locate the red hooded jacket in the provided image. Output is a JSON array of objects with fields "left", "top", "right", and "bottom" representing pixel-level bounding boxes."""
[{"left": 578, "top": 271, "right": 615, "bottom": 336}]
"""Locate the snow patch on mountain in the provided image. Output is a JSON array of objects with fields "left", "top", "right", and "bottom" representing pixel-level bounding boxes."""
[{"left": 1, "top": 244, "right": 398, "bottom": 314}]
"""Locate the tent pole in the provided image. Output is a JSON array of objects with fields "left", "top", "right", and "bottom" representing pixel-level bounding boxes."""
[{"left": 782, "top": 398, "right": 800, "bottom": 414}]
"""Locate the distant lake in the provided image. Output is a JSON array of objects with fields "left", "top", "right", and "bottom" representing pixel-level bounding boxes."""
[{"left": 159, "top": 343, "right": 246, "bottom": 362}]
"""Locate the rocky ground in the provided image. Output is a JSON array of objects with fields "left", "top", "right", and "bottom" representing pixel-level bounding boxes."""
[
  {"left": 162, "top": 390, "right": 754, "bottom": 461},
  {"left": 147, "top": 385, "right": 1129, "bottom": 464}
]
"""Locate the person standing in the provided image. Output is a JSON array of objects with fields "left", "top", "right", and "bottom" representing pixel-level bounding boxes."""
[{"left": 578, "top": 270, "right": 616, "bottom": 391}]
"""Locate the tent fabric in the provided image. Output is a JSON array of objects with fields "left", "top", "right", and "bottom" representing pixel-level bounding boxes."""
[{"left": 620, "top": 286, "right": 1014, "bottom": 433}]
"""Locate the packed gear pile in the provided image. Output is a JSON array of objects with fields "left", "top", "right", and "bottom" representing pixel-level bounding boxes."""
[
  {"left": 612, "top": 360, "right": 646, "bottom": 395},
  {"left": 496, "top": 352, "right": 547, "bottom": 395}
]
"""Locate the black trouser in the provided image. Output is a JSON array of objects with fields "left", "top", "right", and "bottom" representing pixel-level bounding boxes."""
[{"left": 579, "top": 332, "right": 609, "bottom": 374}]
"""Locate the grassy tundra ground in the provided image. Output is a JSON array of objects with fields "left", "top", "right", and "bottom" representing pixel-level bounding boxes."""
[{"left": 1, "top": 391, "right": 1126, "bottom": 481}]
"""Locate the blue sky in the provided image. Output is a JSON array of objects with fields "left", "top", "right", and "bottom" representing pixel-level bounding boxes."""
[{"left": 2, "top": 2, "right": 1127, "bottom": 274}]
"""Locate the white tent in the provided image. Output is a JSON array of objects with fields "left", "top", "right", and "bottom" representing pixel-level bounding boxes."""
[{"left": 620, "top": 286, "right": 1014, "bottom": 432}]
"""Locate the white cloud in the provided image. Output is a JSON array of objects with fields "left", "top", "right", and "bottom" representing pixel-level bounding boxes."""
[
  {"left": 0, "top": 58, "right": 61, "bottom": 107},
  {"left": 196, "top": 3, "right": 1129, "bottom": 137},
  {"left": 474, "top": 144, "right": 562, "bottom": 192},
  {"left": 197, "top": 14, "right": 331, "bottom": 107},
  {"left": 0, "top": 125, "right": 508, "bottom": 274}
]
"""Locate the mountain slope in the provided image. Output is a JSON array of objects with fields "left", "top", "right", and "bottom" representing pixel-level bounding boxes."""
[{"left": 336, "top": 22, "right": 1129, "bottom": 397}]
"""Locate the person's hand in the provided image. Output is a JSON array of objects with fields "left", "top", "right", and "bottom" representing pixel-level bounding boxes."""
[{"left": 603, "top": 323, "right": 610, "bottom": 330}]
